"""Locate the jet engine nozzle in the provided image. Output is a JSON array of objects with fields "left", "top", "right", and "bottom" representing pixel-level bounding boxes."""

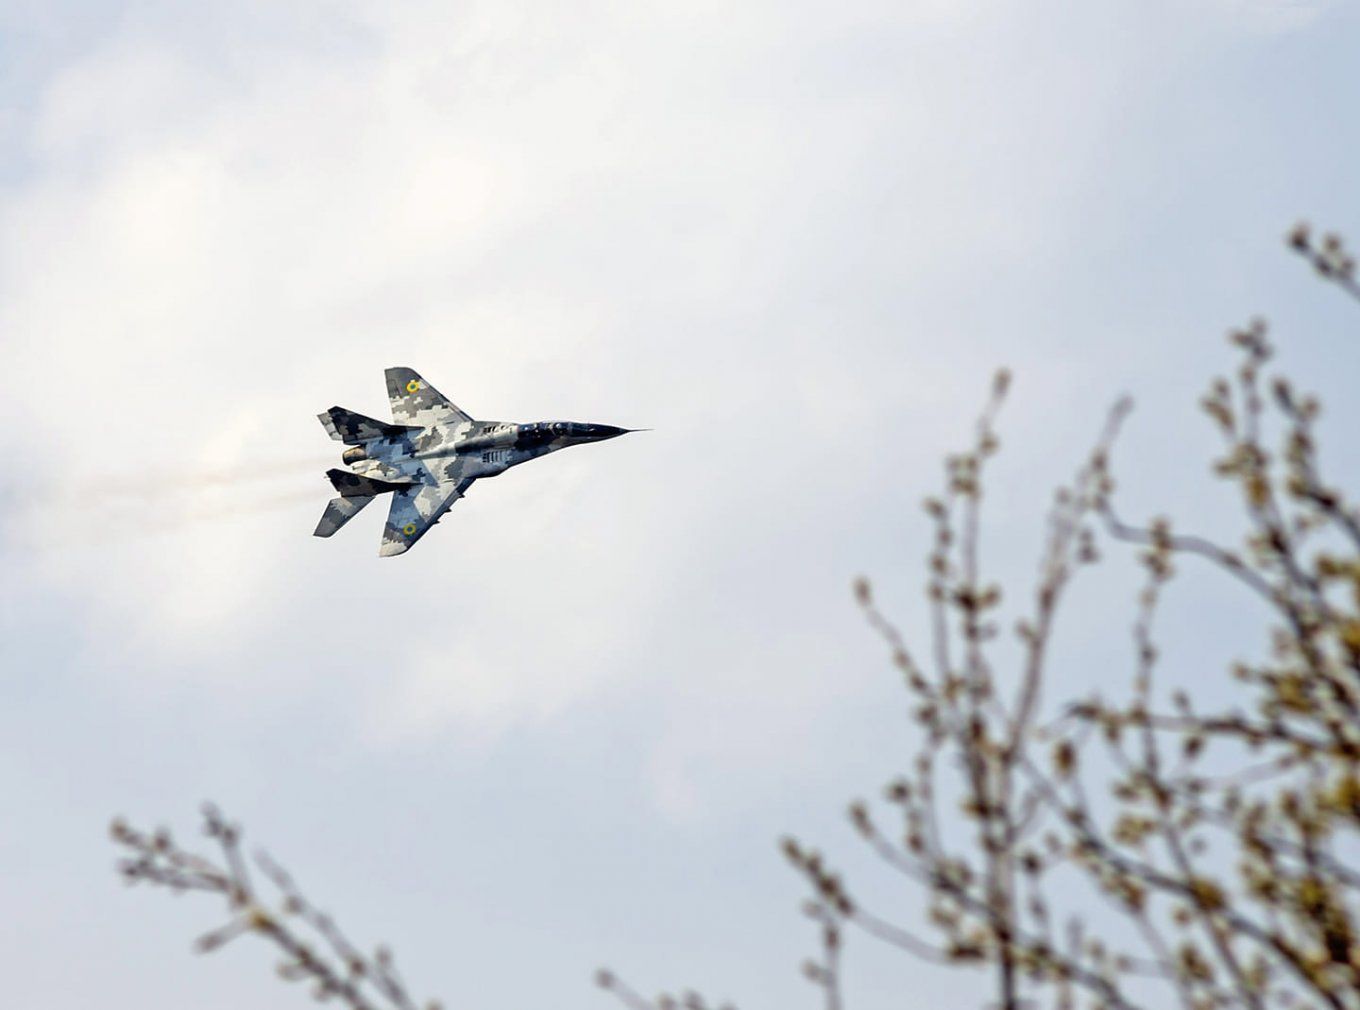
[{"left": 341, "top": 446, "right": 369, "bottom": 465}]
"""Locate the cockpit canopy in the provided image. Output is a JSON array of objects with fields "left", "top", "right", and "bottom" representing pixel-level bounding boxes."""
[
  {"left": 515, "top": 421, "right": 627, "bottom": 448},
  {"left": 518, "top": 421, "right": 588, "bottom": 436}
]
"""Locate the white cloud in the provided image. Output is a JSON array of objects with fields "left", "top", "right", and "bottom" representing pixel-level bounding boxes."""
[
  {"left": 0, "top": 0, "right": 1327, "bottom": 762},
  {"left": 7, "top": 4, "right": 1360, "bottom": 1010},
  {"left": 1201, "top": 0, "right": 1336, "bottom": 34}
]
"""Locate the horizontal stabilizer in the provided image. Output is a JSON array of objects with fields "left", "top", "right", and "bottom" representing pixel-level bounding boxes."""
[
  {"left": 318, "top": 406, "right": 421, "bottom": 445},
  {"left": 326, "top": 468, "right": 413, "bottom": 498},
  {"left": 314, "top": 495, "right": 375, "bottom": 538}
]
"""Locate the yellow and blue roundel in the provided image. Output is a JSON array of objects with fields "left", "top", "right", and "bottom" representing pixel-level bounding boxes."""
[
  {"left": 405, "top": 379, "right": 421, "bottom": 394},
  {"left": 401, "top": 523, "right": 418, "bottom": 536}
]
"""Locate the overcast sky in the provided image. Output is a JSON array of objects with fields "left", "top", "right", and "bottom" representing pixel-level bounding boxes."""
[{"left": 4, "top": 1, "right": 1360, "bottom": 1008}]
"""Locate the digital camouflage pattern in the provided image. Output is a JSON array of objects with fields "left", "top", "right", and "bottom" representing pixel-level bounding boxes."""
[{"left": 316, "top": 368, "right": 632, "bottom": 556}]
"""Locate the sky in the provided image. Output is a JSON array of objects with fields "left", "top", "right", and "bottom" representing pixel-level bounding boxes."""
[{"left": 3, "top": 1, "right": 1360, "bottom": 1008}]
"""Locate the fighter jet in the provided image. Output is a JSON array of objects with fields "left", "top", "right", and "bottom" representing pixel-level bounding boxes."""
[{"left": 315, "top": 367, "right": 632, "bottom": 556}]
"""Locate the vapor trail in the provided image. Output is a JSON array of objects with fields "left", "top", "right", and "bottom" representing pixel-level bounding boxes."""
[
  {"left": 74, "top": 457, "right": 335, "bottom": 500},
  {"left": 5, "top": 481, "right": 333, "bottom": 554}
]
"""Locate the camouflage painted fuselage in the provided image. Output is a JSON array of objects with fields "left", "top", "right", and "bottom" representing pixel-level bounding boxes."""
[{"left": 316, "top": 368, "right": 630, "bottom": 556}]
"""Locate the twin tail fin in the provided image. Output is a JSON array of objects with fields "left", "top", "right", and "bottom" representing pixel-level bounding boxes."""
[
  {"left": 325, "top": 468, "right": 411, "bottom": 497},
  {"left": 318, "top": 406, "right": 420, "bottom": 445},
  {"left": 314, "top": 469, "right": 414, "bottom": 538}
]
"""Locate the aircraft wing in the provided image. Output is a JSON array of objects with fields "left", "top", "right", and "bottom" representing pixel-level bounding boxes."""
[
  {"left": 379, "top": 477, "right": 475, "bottom": 557},
  {"left": 385, "top": 367, "right": 473, "bottom": 426}
]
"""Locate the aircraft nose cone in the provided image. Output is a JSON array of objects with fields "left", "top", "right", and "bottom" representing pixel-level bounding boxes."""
[
  {"left": 560, "top": 422, "right": 632, "bottom": 442},
  {"left": 585, "top": 424, "right": 630, "bottom": 441}
]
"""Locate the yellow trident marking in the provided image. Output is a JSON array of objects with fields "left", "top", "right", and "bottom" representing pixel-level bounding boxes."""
[
  {"left": 405, "top": 379, "right": 421, "bottom": 394},
  {"left": 402, "top": 523, "right": 418, "bottom": 536}
]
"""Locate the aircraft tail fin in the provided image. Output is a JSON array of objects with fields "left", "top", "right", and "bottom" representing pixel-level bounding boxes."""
[
  {"left": 314, "top": 468, "right": 416, "bottom": 538},
  {"left": 318, "top": 406, "right": 420, "bottom": 445},
  {"left": 314, "top": 495, "right": 375, "bottom": 538},
  {"left": 325, "top": 468, "right": 412, "bottom": 497}
]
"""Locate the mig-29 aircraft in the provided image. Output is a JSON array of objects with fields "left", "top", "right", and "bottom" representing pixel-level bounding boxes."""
[{"left": 316, "top": 367, "right": 633, "bottom": 556}]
